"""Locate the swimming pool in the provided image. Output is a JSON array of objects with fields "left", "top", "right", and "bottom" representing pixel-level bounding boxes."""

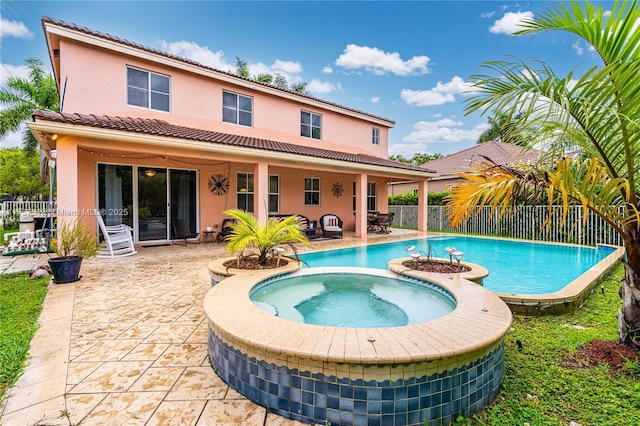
[{"left": 298, "top": 235, "right": 617, "bottom": 295}]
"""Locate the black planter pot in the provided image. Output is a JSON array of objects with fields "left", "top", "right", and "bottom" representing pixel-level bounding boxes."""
[{"left": 48, "top": 257, "right": 83, "bottom": 283}]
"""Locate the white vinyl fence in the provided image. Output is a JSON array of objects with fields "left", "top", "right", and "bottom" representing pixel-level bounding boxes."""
[
  {"left": 389, "top": 205, "right": 624, "bottom": 247},
  {"left": 1, "top": 201, "right": 56, "bottom": 228}
]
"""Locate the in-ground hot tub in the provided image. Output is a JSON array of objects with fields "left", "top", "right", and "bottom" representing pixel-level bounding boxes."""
[{"left": 204, "top": 267, "right": 512, "bottom": 425}]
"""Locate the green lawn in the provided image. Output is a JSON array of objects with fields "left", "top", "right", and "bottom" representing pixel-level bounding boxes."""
[
  {"left": 0, "top": 271, "right": 49, "bottom": 399},
  {"left": 459, "top": 263, "right": 640, "bottom": 425}
]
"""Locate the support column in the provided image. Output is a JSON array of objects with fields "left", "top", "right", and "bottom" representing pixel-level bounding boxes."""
[
  {"left": 355, "top": 174, "right": 368, "bottom": 240},
  {"left": 417, "top": 178, "right": 429, "bottom": 232},
  {"left": 254, "top": 161, "right": 269, "bottom": 223},
  {"left": 55, "top": 138, "right": 80, "bottom": 227}
]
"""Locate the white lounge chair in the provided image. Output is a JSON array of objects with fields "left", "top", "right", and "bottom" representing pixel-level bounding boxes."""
[{"left": 95, "top": 212, "right": 137, "bottom": 258}]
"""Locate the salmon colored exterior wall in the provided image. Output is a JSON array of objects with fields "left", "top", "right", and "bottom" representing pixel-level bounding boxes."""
[{"left": 58, "top": 40, "right": 389, "bottom": 158}]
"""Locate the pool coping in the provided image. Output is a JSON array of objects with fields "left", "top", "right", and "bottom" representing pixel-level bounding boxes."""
[{"left": 204, "top": 267, "right": 513, "bottom": 366}]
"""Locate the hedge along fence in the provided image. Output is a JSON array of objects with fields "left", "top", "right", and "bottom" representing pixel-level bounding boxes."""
[{"left": 388, "top": 205, "right": 624, "bottom": 247}]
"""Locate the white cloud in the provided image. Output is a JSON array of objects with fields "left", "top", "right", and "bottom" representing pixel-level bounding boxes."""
[
  {"left": 0, "top": 18, "right": 33, "bottom": 39},
  {"left": 271, "top": 59, "right": 302, "bottom": 75},
  {"left": 322, "top": 66, "right": 333, "bottom": 74},
  {"left": 489, "top": 11, "right": 534, "bottom": 35},
  {"left": 0, "top": 63, "right": 31, "bottom": 85},
  {"left": 159, "top": 40, "right": 232, "bottom": 71},
  {"left": 369, "top": 96, "right": 380, "bottom": 104},
  {"left": 571, "top": 40, "right": 584, "bottom": 56},
  {"left": 335, "top": 44, "right": 430, "bottom": 76},
  {"left": 401, "top": 76, "right": 475, "bottom": 107},
  {"left": 480, "top": 11, "right": 496, "bottom": 18},
  {"left": 306, "top": 79, "right": 338, "bottom": 94},
  {"left": 401, "top": 119, "right": 489, "bottom": 144}
]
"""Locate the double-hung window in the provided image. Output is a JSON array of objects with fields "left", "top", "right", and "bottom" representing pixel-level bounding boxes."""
[
  {"left": 304, "top": 177, "right": 320, "bottom": 206},
  {"left": 367, "top": 182, "right": 377, "bottom": 212},
  {"left": 372, "top": 128, "right": 380, "bottom": 145},
  {"left": 301, "top": 111, "right": 322, "bottom": 140},
  {"left": 223, "top": 91, "right": 253, "bottom": 126},
  {"left": 237, "top": 172, "right": 254, "bottom": 213},
  {"left": 268, "top": 175, "right": 279, "bottom": 214},
  {"left": 127, "top": 66, "right": 170, "bottom": 112}
]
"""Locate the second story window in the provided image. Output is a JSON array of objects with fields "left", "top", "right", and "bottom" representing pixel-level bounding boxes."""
[
  {"left": 223, "top": 91, "right": 253, "bottom": 126},
  {"left": 301, "top": 111, "right": 322, "bottom": 140},
  {"left": 372, "top": 128, "right": 380, "bottom": 145},
  {"left": 127, "top": 66, "right": 170, "bottom": 112}
]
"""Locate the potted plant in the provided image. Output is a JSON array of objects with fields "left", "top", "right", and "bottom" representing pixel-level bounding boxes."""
[{"left": 48, "top": 218, "right": 101, "bottom": 283}]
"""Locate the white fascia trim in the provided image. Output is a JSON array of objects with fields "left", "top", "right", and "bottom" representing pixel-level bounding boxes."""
[
  {"left": 27, "top": 121, "right": 436, "bottom": 179},
  {"left": 44, "top": 24, "right": 395, "bottom": 128}
]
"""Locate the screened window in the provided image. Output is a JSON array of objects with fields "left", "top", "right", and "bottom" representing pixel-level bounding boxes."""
[
  {"left": 301, "top": 111, "right": 322, "bottom": 140},
  {"left": 367, "top": 182, "right": 377, "bottom": 212},
  {"left": 268, "top": 175, "right": 279, "bottom": 214},
  {"left": 127, "top": 66, "right": 170, "bottom": 112},
  {"left": 223, "top": 91, "right": 253, "bottom": 126},
  {"left": 237, "top": 172, "right": 254, "bottom": 213},
  {"left": 304, "top": 177, "right": 320, "bottom": 206},
  {"left": 372, "top": 128, "right": 380, "bottom": 145}
]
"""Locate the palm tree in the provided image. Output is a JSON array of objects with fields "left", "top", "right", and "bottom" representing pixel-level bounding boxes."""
[
  {"left": 447, "top": 0, "right": 640, "bottom": 349},
  {"left": 223, "top": 209, "right": 311, "bottom": 266},
  {"left": 0, "top": 58, "right": 59, "bottom": 153}
]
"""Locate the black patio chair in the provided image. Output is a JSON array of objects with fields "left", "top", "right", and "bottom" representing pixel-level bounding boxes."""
[{"left": 172, "top": 219, "right": 200, "bottom": 245}]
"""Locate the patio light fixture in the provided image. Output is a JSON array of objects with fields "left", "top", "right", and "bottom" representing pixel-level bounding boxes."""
[
  {"left": 144, "top": 169, "right": 156, "bottom": 177},
  {"left": 445, "top": 246, "right": 456, "bottom": 265}
]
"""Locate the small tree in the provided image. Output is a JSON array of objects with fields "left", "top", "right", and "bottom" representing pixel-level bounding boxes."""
[{"left": 223, "top": 209, "right": 311, "bottom": 266}]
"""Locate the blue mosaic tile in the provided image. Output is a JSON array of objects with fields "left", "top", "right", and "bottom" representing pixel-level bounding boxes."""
[
  {"left": 208, "top": 327, "right": 506, "bottom": 426},
  {"left": 354, "top": 399, "right": 367, "bottom": 413}
]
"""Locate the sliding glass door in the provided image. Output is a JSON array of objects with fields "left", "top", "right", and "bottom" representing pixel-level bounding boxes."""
[
  {"left": 138, "top": 168, "right": 168, "bottom": 241},
  {"left": 98, "top": 164, "right": 197, "bottom": 243}
]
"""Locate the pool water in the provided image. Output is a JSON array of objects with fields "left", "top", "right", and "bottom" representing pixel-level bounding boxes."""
[
  {"left": 298, "top": 236, "right": 614, "bottom": 294},
  {"left": 250, "top": 271, "right": 455, "bottom": 327}
]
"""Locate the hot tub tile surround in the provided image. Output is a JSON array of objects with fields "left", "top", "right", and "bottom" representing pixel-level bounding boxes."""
[{"left": 204, "top": 267, "right": 512, "bottom": 425}]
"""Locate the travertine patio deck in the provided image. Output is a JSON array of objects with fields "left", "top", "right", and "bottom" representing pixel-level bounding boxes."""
[{"left": 0, "top": 230, "right": 418, "bottom": 426}]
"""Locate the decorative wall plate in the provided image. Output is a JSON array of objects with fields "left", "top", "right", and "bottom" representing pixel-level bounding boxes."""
[
  {"left": 208, "top": 174, "right": 229, "bottom": 195},
  {"left": 332, "top": 182, "right": 344, "bottom": 198}
]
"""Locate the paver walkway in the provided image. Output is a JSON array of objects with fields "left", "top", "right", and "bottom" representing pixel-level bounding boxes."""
[{"left": 0, "top": 230, "right": 420, "bottom": 425}]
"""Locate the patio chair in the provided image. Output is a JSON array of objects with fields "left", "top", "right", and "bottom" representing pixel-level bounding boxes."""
[
  {"left": 376, "top": 212, "right": 394, "bottom": 234},
  {"left": 319, "top": 214, "right": 343, "bottom": 239},
  {"left": 216, "top": 218, "right": 237, "bottom": 242},
  {"left": 96, "top": 213, "right": 137, "bottom": 258},
  {"left": 172, "top": 218, "right": 200, "bottom": 245}
]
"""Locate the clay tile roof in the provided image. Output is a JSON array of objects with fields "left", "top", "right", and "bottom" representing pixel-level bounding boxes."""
[
  {"left": 41, "top": 16, "right": 394, "bottom": 126},
  {"left": 32, "top": 110, "right": 433, "bottom": 174},
  {"left": 422, "top": 140, "right": 543, "bottom": 176}
]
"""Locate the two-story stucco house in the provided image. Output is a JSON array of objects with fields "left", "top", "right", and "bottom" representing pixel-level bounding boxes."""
[{"left": 27, "top": 17, "right": 435, "bottom": 245}]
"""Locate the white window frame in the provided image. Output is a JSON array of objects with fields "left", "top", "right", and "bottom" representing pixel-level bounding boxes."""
[
  {"left": 268, "top": 175, "right": 279, "bottom": 214},
  {"left": 236, "top": 172, "right": 254, "bottom": 213},
  {"left": 223, "top": 90, "right": 253, "bottom": 127},
  {"left": 367, "top": 182, "right": 377, "bottom": 212},
  {"left": 301, "top": 111, "right": 322, "bottom": 140},
  {"left": 126, "top": 66, "right": 170, "bottom": 112},
  {"left": 372, "top": 128, "right": 380, "bottom": 145},
  {"left": 304, "top": 177, "right": 320, "bottom": 206}
]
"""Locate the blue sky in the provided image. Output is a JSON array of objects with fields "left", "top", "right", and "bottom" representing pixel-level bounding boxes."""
[{"left": 1, "top": 1, "right": 608, "bottom": 156}]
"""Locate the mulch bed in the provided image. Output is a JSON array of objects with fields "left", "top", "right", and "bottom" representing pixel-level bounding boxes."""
[
  {"left": 563, "top": 339, "right": 640, "bottom": 377},
  {"left": 222, "top": 257, "right": 289, "bottom": 270},
  {"left": 402, "top": 260, "right": 471, "bottom": 273}
]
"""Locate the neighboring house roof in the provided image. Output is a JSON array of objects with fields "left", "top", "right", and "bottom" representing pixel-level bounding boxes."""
[
  {"left": 422, "top": 140, "right": 543, "bottom": 178},
  {"left": 31, "top": 110, "right": 436, "bottom": 175},
  {"left": 41, "top": 16, "right": 394, "bottom": 127}
]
